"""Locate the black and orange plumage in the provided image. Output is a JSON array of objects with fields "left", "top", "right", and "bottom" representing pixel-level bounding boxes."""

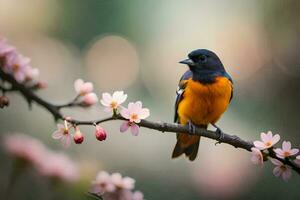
[{"left": 172, "top": 49, "right": 233, "bottom": 161}]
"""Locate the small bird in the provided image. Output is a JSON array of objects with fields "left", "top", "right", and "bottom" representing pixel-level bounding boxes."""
[{"left": 172, "top": 49, "right": 233, "bottom": 161}]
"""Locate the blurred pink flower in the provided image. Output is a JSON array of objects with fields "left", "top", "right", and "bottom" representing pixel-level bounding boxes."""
[
  {"left": 90, "top": 171, "right": 143, "bottom": 200},
  {"left": 132, "top": 191, "right": 144, "bottom": 200},
  {"left": 270, "top": 158, "right": 292, "bottom": 182},
  {"left": 295, "top": 156, "right": 300, "bottom": 166},
  {"left": 3, "top": 134, "right": 46, "bottom": 166},
  {"left": 111, "top": 173, "right": 135, "bottom": 190},
  {"left": 52, "top": 121, "right": 72, "bottom": 148},
  {"left": 253, "top": 131, "right": 280, "bottom": 150},
  {"left": 120, "top": 101, "right": 150, "bottom": 123},
  {"left": 95, "top": 125, "right": 107, "bottom": 141},
  {"left": 73, "top": 127, "right": 84, "bottom": 144},
  {"left": 100, "top": 91, "right": 127, "bottom": 113},
  {"left": 0, "top": 37, "right": 15, "bottom": 57},
  {"left": 90, "top": 171, "right": 116, "bottom": 194},
  {"left": 36, "top": 152, "right": 79, "bottom": 183},
  {"left": 25, "top": 66, "right": 39, "bottom": 83},
  {"left": 250, "top": 147, "right": 263, "bottom": 165},
  {"left": 4, "top": 52, "right": 30, "bottom": 83},
  {"left": 274, "top": 141, "right": 299, "bottom": 159},
  {"left": 74, "top": 79, "right": 94, "bottom": 96},
  {"left": 120, "top": 121, "right": 140, "bottom": 136},
  {"left": 82, "top": 92, "right": 98, "bottom": 106},
  {"left": 3, "top": 133, "right": 79, "bottom": 183}
]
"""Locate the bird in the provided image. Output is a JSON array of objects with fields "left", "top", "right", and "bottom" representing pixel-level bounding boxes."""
[{"left": 172, "top": 49, "right": 233, "bottom": 161}]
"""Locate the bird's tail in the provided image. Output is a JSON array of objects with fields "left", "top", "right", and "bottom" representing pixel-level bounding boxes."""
[
  {"left": 172, "top": 135, "right": 200, "bottom": 161},
  {"left": 171, "top": 125, "right": 206, "bottom": 161}
]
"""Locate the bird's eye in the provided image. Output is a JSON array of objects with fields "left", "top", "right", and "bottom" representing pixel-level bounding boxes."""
[{"left": 198, "top": 55, "right": 207, "bottom": 62}]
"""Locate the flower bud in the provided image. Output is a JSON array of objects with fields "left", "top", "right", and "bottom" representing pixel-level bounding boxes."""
[
  {"left": 82, "top": 93, "right": 98, "bottom": 106},
  {"left": 95, "top": 125, "right": 107, "bottom": 141},
  {"left": 73, "top": 127, "right": 84, "bottom": 144},
  {"left": 0, "top": 95, "right": 9, "bottom": 108}
]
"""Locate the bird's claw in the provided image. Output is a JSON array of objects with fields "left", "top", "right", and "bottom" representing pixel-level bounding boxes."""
[
  {"left": 188, "top": 120, "right": 196, "bottom": 134},
  {"left": 216, "top": 127, "right": 225, "bottom": 140},
  {"left": 212, "top": 124, "right": 225, "bottom": 142}
]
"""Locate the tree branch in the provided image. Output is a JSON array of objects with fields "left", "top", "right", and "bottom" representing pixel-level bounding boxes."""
[{"left": 0, "top": 66, "right": 299, "bottom": 174}]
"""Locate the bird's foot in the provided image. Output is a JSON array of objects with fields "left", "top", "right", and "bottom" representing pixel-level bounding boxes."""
[
  {"left": 212, "top": 124, "right": 224, "bottom": 144},
  {"left": 188, "top": 120, "right": 197, "bottom": 134}
]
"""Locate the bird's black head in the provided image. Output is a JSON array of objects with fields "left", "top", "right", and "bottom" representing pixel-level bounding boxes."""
[{"left": 179, "top": 49, "right": 226, "bottom": 83}]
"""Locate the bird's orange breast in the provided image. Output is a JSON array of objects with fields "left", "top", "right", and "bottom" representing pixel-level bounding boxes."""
[{"left": 177, "top": 76, "right": 232, "bottom": 126}]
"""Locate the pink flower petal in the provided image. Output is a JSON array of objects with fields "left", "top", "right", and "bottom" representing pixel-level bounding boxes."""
[
  {"left": 57, "top": 124, "right": 64, "bottom": 130},
  {"left": 260, "top": 132, "right": 269, "bottom": 142},
  {"left": 250, "top": 147, "right": 263, "bottom": 165},
  {"left": 61, "top": 135, "right": 71, "bottom": 148},
  {"left": 270, "top": 158, "right": 283, "bottom": 166},
  {"left": 83, "top": 93, "right": 98, "bottom": 105},
  {"left": 120, "top": 108, "right": 130, "bottom": 119},
  {"left": 135, "top": 101, "right": 142, "bottom": 109},
  {"left": 122, "top": 177, "right": 135, "bottom": 189},
  {"left": 274, "top": 148, "right": 284, "bottom": 157},
  {"left": 253, "top": 141, "right": 266, "bottom": 150},
  {"left": 282, "top": 168, "right": 292, "bottom": 182},
  {"left": 130, "top": 123, "right": 140, "bottom": 136},
  {"left": 120, "top": 121, "right": 130, "bottom": 132},
  {"left": 273, "top": 166, "right": 282, "bottom": 177},
  {"left": 52, "top": 130, "right": 63, "bottom": 139},
  {"left": 82, "top": 82, "right": 93, "bottom": 93},
  {"left": 271, "top": 134, "right": 280, "bottom": 145},
  {"left": 101, "top": 93, "right": 112, "bottom": 105},
  {"left": 128, "top": 102, "right": 135, "bottom": 110},
  {"left": 282, "top": 141, "right": 291, "bottom": 151},
  {"left": 74, "top": 79, "right": 83, "bottom": 93},
  {"left": 139, "top": 108, "right": 150, "bottom": 119},
  {"left": 113, "top": 91, "right": 127, "bottom": 104},
  {"left": 290, "top": 148, "right": 299, "bottom": 156}
]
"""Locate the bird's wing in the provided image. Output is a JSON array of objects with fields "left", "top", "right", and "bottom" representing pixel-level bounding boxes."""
[
  {"left": 222, "top": 71, "right": 234, "bottom": 102},
  {"left": 174, "top": 70, "right": 193, "bottom": 123}
]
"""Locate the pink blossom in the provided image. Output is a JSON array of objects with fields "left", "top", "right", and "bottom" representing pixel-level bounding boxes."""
[
  {"left": 253, "top": 131, "right": 280, "bottom": 150},
  {"left": 250, "top": 147, "right": 263, "bottom": 165},
  {"left": 120, "top": 121, "right": 140, "bottom": 136},
  {"left": 132, "top": 191, "right": 144, "bottom": 200},
  {"left": 111, "top": 173, "right": 135, "bottom": 190},
  {"left": 0, "top": 37, "right": 15, "bottom": 57},
  {"left": 25, "top": 66, "right": 39, "bottom": 83},
  {"left": 3, "top": 133, "right": 79, "bottom": 183},
  {"left": 295, "top": 156, "right": 300, "bottom": 166},
  {"left": 3, "top": 134, "right": 46, "bottom": 166},
  {"left": 120, "top": 101, "right": 149, "bottom": 123},
  {"left": 73, "top": 127, "right": 84, "bottom": 144},
  {"left": 52, "top": 121, "right": 72, "bottom": 148},
  {"left": 74, "top": 79, "right": 94, "bottom": 96},
  {"left": 4, "top": 52, "right": 30, "bottom": 82},
  {"left": 270, "top": 158, "right": 292, "bottom": 182},
  {"left": 82, "top": 92, "right": 98, "bottom": 106},
  {"left": 90, "top": 171, "right": 116, "bottom": 194},
  {"left": 95, "top": 125, "right": 107, "bottom": 141},
  {"left": 274, "top": 141, "right": 299, "bottom": 159},
  {"left": 100, "top": 91, "right": 127, "bottom": 113},
  {"left": 36, "top": 152, "right": 79, "bottom": 183}
]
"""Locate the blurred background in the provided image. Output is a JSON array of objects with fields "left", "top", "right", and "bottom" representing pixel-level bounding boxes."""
[{"left": 0, "top": 0, "right": 300, "bottom": 199}]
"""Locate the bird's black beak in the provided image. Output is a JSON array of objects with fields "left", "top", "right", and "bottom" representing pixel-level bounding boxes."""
[{"left": 179, "top": 58, "right": 195, "bottom": 66}]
